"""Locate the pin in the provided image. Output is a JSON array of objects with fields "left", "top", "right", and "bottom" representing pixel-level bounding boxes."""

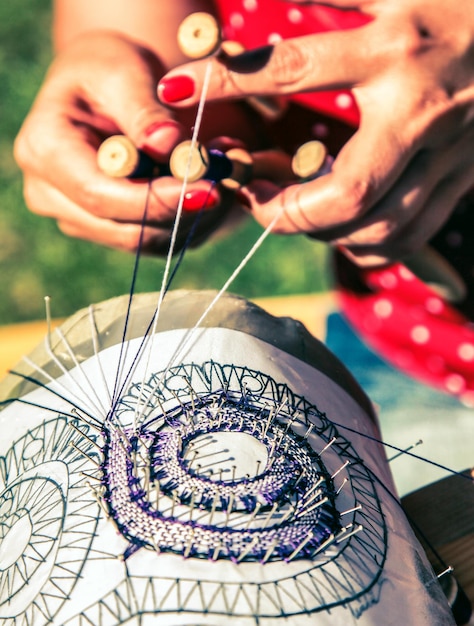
[
  {"left": 183, "top": 528, "right": 195, "bottom": 558},
  {"left": 80, "top": 471, "right": 102, "bottom": 482},
  {"left": 303, "top": 423, "right": 314, "bottom": 440},
  {"left": 261, "top": 537, "right": 280, "bottom": 564},
  {"left": 244, "top": 501, "right": 262, "bottom": 529},
  {"left": 286, "top": 529, "right": 314, "bottom": 562},
  {"left": 225, "top": 492, "right": 235, "bottom": 525},
  {"left": 237, "top": 536, "right": 260, "bottom": 562},
  {"left": 261, "top": 502, "right": 280, "bottom": 529},
  {"left": 69, "top": 422, "right": 102, "bottom": 449},
  {"left": 298, "top": 495, "right": 329, "bottom": 517},
  {"left": 69, "top": 441, "right": 100, "bottom": 466},
  {"left": 340, "top": 504, "right": 363, "bottom": 517},
  {"left": 336, "top": 523, "right": 364, "bottom": 544},
  {"left": 312, "top": 533, "right": 336, "bottom": 557},
  {"left": 336, "top": 477, "right": 348, "bottom": 495},
  {"left": 208, "top": 493, "right": 219, "bottom": 526},
  {"left": 331, "top": 459, "right": 350, "bottom": 479},
  {"left": 71, "top": 407, "right": 102, "bottom": 430},
  {"left": 263, "top": 407, "right": 275, "bottom": 438},
  {"left": 388, "top": 439, "right": 423, "bottom": 462},
  {"left": 211, "top": 541, "right": 222, "bottom": 561},
  {"left": 319, "top": 436, "right": 337, "bottom": 455}
]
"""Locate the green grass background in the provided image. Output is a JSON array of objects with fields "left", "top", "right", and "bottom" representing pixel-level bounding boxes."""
[{"left": 0, "top": 0, "right": 330, "bottom": 325}]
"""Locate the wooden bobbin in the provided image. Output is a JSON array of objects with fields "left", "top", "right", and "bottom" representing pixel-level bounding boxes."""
[
  {"left": 169, "top": 140, "right": 211, "bottom": 183},
  {"left": 169, "top": 140, "right": 253, "bottom": 188},
  {"left": 97, "top": 135, "right": 160, "bottom": 179},
  {"left": 220, "top": 148, "right": 253, "bottom": 189},
  {"left": 177, "top": 12, "right": 222, "bottom": 59},
  {"left": 291, "top": 140, "right": 329, "bottom": 180}
]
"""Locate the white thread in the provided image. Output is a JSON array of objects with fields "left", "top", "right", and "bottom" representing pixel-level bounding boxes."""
[
  {"left": 132, "top": 60, "right": 214, "bottom": 429},
  {"left": 137, "top": 206, "right": 285, "bottom": 414}
]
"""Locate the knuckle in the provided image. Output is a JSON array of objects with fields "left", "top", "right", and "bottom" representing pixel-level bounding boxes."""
[
  {"left": 76, "top": 180, "right": 107, "bottom": 217},
  {"left": 332, "top": 177, "right": 374, "bottom": 221},
  {"left": 270, "top": 40, "right": 312, "bottom": 87},
  {"left": 118, "top": 226, "right": 143, "bottom": 253}
]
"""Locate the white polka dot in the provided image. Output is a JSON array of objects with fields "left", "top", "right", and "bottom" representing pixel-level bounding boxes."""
[
  {"left": 379, "top": 272, "right": 398, "bottom": 289},
  {"left": 312, "top": 122, "right": 329, "bottom": 138},
  {"left": 373, "top": 299, "right": 393, "bottom": 319},
  {"left": 268, "top": 32, "right": 283, "bottom": 45},
  {"left": 445, "top": 373, "right": 465, "bottom": 394},
  {"left": 458, "top": 343, "right": 474, "bottom": 362},
  {"left": 288, "top": 8, "right": 303, "bottom": 23},
  {"left": 399, "top": 265, "right": 415, "bottom": 281},
  {"left": 335, "top": 93, "right": 353, "bottom": 109},
  {"left": 410, "top": 325, "right": 430, "bottom": 344},
  {"left": 229, "top": 12, "right": 245, "bottom": 29},
  {"left": 243, "top": 0, "right": 258, "bottom": 11},
  {"left": 460, "top": 391, "right": 474, "bottom": 408},
  {"left": 425, "top": 297, "right": 444, "bottom": 315}
]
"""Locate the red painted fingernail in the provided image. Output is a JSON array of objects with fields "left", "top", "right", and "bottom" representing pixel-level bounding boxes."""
[
  {"left": 158, "top": 75, "right": 195, "bottom": 103},
  {"left": 183, "top": 189, "right": 219, "bottom": 212}
]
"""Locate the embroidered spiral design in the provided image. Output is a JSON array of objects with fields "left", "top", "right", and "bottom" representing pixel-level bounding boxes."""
[
  {"left": 101, "top": 359, "right": 387, "bottom": 599},
  {"left": 103, "top": 391, "right": 340, "bottom": 562}
]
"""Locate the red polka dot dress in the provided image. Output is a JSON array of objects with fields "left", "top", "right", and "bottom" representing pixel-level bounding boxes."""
[{"left": 215, "top": 0, "right": 474, "bottom": 404}]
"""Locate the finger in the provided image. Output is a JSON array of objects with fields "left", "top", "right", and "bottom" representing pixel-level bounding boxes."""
[
  {"left": 321, "top": 116, "right": 474, "bottom": 247},
  {"left": 158, "top": 25, "right": 381, "bottom": 107},
  {"left": 239, "top": 111, "right": 415, "bottom": 234},
  {"left": 21, "top": 115, "right": 220, "bottom": 224},
  {"left": 25, "top": 173, "right": 227, "bottom": 253},
  {"left": 57, "top": 214, "right": 169, "bottom": 254},
  {"left": 24, "top": 151, "right": 220, "bottom": 228},
  {"left": 341, "top": 168, "right": 474, "bottom": 266},
  {"left": 45, "top": 33, "right": 185, "bottom": 159}
]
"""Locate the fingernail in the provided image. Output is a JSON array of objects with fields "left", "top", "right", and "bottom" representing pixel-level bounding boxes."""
[
  {"left": 158, "top": 75, "right": 195, "bottom": 103},
  {"left": 183, "top": 189, "right": 219, "bottom": 212},
  {"left": 141, "top": 120, "right": 184, "bottom": 160},
  {"left": 235, "top": 190, "right": 252, "bottom": 210}
]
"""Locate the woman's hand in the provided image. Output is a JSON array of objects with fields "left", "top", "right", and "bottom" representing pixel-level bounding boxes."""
[
  {"left": 157, "top": 0, "right": 474, "bottom": 266},
  {"left": 14, "top": 31, "right": 233, "bottom": 254}
]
